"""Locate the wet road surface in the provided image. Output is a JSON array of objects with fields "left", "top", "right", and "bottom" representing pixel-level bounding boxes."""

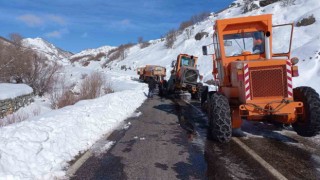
[{"left": 70, "top": 96, "right": 320, "bottom": 180}]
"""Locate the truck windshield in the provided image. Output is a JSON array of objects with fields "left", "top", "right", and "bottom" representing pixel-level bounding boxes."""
[
  {"left": 180, "top": 56, "right": 195, "bottom": 67},
  {"left": 223, "top": 31, "right": 265, "bottom": 57}
]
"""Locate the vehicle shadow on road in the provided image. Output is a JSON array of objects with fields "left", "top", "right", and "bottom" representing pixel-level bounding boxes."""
[
  {"left": 241, "top": 121, "right": 298, "bottom": 143},
  {"left": 153, "top": 103, "right": 176, "bottom": 115}
]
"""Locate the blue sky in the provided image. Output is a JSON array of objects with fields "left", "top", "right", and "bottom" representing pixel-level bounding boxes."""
[{"left": 0, "top": 0, "right": 234, "bottom": 53}]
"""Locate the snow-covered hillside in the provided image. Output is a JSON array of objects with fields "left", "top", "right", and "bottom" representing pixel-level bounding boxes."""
[{"left": 23, "top": 38, "right": 73, "bottom": 61}]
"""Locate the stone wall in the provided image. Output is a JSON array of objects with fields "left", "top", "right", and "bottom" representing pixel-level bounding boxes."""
[{"left": 0, "top": 93, "right": 34, "bottom": 118}]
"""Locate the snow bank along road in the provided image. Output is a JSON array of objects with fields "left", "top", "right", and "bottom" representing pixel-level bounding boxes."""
[
  {"left": 0, "top": 87, "right": 147, "bottom": 179},
  {"left": 70, "top": 95, "right": 320, "bottom": 179}
]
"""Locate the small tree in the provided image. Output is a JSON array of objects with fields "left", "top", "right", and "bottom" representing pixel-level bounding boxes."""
[
  {"left": 179, "top": 20, "right": 193, "bottom": 31},
  {"left": 140, "top": 41, "right": 151, "bottom": 49},
  {"left": 165, "top": 29, "right": 177, "bottom": 49},
  {"left": 0, "top": 33, "right": 61, "bottom": 96},
  {"left": 79, "top": 72, "right": 105, "bottom": 100},
  {"left": 281, "top": 0, "right": 295, "bottom": 6},
  {"left": 25, "top": 55, "right": 62, "bottom": 96},
  {"left": 185, "top": 28, "right": 193, "bottom": 40},
  {"left": 9, "top": 33, "right": 23, "bottom": 47},
  {"left": 138, "top": 36, "right": 143, "bottom": 44}
]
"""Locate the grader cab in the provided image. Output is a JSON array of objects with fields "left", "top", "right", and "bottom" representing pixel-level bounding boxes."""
[{"left": 202, "top": 14, "right": 320, "bottom": 142}]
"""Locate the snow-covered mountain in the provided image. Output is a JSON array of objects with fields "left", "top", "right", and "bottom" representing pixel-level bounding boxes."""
[
  {"left": 69, "top": 45, "right": 115, "bottom": 66},
  {"left": 72, "top": 45, "right": 115, "bottom": 58},
  {"left": 22, "top": 38, "right": 73, "bottom": 61}
]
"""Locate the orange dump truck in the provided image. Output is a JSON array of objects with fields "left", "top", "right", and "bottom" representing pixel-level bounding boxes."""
[
  {"left": 138, "top": 65, "right": 166, "bottom": 82},
  {"left": 137, "top": 67, "right": 145, "bottom": 79},
  {"left": 202, "top": 14, "right": 320, "bottom": 142}
]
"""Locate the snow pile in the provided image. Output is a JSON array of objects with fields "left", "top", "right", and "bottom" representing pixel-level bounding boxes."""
[
  {"left": 0, "top": 85, "right": 147, "bottom": 179},
  {"left": 0, "top": 83, "right": 33, "bottom": 100}
]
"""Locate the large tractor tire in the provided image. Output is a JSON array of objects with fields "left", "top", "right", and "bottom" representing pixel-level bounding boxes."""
[
  {"left": 293, "top": 86, "right": 320, "bottom": 137},
  {"left": 208, "top": 93, "right": 232, "bottom": 143}
]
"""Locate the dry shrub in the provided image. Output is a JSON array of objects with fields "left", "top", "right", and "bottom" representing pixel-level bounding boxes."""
[
  {"left": 242, "top": 0, "right": 260, "bottom": 13},
  {"left": 190, "top": 12, "right": 210, "bottom": 24},
  {"left": 50, "top": 78, "right": 77, "bottom": 109},
  {"left": 107, "top": 43, "right": 134, "bottom": 62},
  {"left": 281, "top": 0, "right": 295, "bottom": 6},
  {"left": 259, "top": 0, "right": 280, "bottom": 7},
  {"left": 179, "top": 20, "right": 193, "bottom": 31},
  {"left": 140, "top": 41, "right": 151, "bottom": 49},
  {"left": 79, "top": 72, "right": 105, "bottom": 100},
  {"left": 55, "top": 91, "right": 78, "bottom": 109},
  {"left": 138, "top": 37, "right": 143, "bottom": 44},
  {"left": 108, "top": 50, "right": 121, "bottom": 62},
  {"left": 50, "top": 71, "right": 113, "bottom": 109},
  {"left": 94, "top": 52, "right": 106, "bottom": 60},
  {"left": 70, "top": 55, "right": 94, "bottom": 63},
  {"left": 165, "top": 29, "right": 177, "bottom": 49},
  {"left": 26, "top": 58, "right": 62, "bottom": 96},
  {"left": 82, "top": 61, "right": 90, "bottom": 66},
  {"left": 138, "top": 37, "right": 151, "bottom": 49}
]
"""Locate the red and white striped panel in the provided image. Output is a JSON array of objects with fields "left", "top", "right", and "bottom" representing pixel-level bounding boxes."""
[
  {"left": 286, "top": 60, "right": 293, "bottom": 98},
  {"left": 244, "top": 63, "right": 251, "bottom": 101}
]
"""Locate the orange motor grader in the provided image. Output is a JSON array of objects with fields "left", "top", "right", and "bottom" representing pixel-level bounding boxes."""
[
  {"left": 202, "top": 14, "right": 320, "bottom": 143},
  {"left": 164, "top": 54, "right": 202, "bottom": 99}
]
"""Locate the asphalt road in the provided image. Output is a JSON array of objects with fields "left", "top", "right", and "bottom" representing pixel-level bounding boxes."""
[{"left": 70, "top": 95, "right": 320, "bottom": 180}]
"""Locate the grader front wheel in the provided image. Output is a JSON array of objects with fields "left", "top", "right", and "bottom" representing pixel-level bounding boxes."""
[
  {"left": 293, "top": 86, "right": 320, "bottom": 137},
  {"left": 208, "top": 93, "right": 232, "bottom": 143}
]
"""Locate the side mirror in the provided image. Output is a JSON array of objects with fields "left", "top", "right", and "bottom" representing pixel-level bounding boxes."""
[
  {"left": 202, "top": 46, "right": 208, "bottom": 55},
  {"left": 171, "top": 60, "right": 176, "bottom": 68},
  {"left": 224, "top": 40, "right": 232, "bottom": 46}
]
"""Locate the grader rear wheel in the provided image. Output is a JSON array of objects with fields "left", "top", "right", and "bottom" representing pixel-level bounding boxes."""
[
  {"left": 293, "top": 86, "right": 320, "bottom": 137},
  {"left": 208, "top": 93, "right": 232, "bottom": 143}
]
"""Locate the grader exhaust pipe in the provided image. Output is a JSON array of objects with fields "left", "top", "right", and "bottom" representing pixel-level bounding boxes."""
[{"left": 265, "top": 31, "right": 271, "bottom": 59}]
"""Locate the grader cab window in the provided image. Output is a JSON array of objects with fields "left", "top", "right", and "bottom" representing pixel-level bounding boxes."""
[
  {"left": 223, "top": 31, "right": 265, "bottom": 57},
  {"left": 180, "top": 56, "right": 195, "bottom": 67},
  {"left": 272, "top": 24, "right": 293, "bottom": 55}
]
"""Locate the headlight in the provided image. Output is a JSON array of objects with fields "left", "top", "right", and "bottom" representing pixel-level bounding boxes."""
[{"left": 291, "top": 57, "right": 299, "bottom": 65}]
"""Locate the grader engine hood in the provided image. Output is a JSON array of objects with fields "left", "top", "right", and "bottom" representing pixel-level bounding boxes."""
[
  {"left": 231, "top": 59, "right": 294, "bottom": 103},
  {"left": 179, "top": 66, "right": 199, "bottom": 85}
]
